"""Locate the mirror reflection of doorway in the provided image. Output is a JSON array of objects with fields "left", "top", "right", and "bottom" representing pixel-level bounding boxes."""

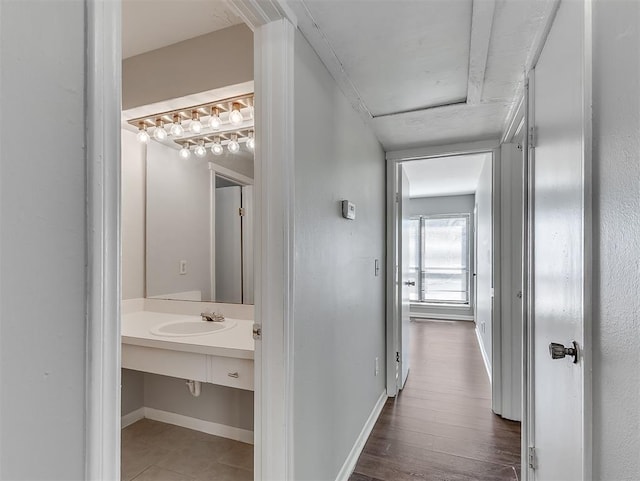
[{"left": 214, "top": 175, "right": 254, "bottom": 304}]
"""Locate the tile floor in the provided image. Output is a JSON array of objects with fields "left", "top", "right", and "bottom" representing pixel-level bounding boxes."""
[{"left": 122, "top": 419, "right": 253, "bottom": 481}]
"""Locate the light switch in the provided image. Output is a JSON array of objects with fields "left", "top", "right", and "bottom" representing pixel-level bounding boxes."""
[{"left": 179, "top": 260, "right": 187, "bottom": 275}]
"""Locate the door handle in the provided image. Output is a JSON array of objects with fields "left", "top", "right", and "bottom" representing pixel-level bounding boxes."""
[
  {"left": 404, "top": 281, "right": 416, "bottom": 286},
  {"left": 548, "top": 341, "right": 578, "bottom": 363}
]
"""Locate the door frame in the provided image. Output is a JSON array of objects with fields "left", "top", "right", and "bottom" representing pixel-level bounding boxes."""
[
  {"left": 385, "top": 140, "right": 500, "bottom": 398},
  {"left": 85, "top": 1, "right": 297, "bottom": 479}
]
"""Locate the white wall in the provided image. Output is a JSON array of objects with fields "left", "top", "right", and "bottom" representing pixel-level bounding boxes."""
[
  {"left": 409, "top": 194, "right": 475, "bottom": 320},
  {"left": 146, "top": 141, "right": 212, "bottom": 300},
  {"left": 121, "top": 129, "right": 146, "bottom": 300},
  {"left": 0, "top": 1, "right": 87, "bottom": 478},
  {"left": 475, "top": 157, "right": 493, "bottom": 373},
  {"left": 592, "top": 0, "right": 640, "bottom": 477},
  {"left": 293, "top": 30, "right": 387, "bottom": 480}
]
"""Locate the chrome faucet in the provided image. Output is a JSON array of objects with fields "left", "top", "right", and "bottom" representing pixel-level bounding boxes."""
[{"left": 201, "top": 311, "right": 225, "bottom": 322}]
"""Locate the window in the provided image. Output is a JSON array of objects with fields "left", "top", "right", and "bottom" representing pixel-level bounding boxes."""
[{"left": 408, "top": 214, "right": 470, "bottom": 304}]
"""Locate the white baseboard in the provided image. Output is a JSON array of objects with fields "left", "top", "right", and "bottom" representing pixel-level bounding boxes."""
[
  {"left": 410, "top": 312, "right": 474, "bottom": 321},
  {"left": 121, "top": 407, "right": 145, "bottom": 428},
  {"left": 335, "top": 390, "right": 387, "bottom": 481},
  {"left": 121, "top": 407, "right": 254, "bottom": 445},
  {"left": 475, "top": 327, "right": 492, "bottom": 384}
]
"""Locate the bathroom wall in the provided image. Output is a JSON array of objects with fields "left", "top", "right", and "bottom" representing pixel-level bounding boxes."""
[
  {"left": 0, "top": 1, "right": 87, "bottom": 478},
  {"left": 146, "top": 141, "right": 212, "bottom": 300},
  {"left": 121, "top": 129, "right": 146, "bottom": 300},
  {"left": 475, "top": 157, "right": 493, "bottom": 372},
  {"left": 292, "top": 30, "right": 387, "bottom": 480},
  {"left": 409, "top": 194, "right": 475, "bottom": 320},
  {"left": 144, "top": 374, "right": 253, "bottom": 431},
  {"left": 122, "top": 24, "right": 253, "bottom": 109}
]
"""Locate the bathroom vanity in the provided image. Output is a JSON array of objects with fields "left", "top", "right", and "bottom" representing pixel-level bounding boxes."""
[{"left": 121, "top": 299, "right": 255, "bottom": 391}]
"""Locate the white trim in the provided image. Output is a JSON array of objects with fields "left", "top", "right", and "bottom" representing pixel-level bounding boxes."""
[
  {"left": 491, "top": 147, "right": 503, "bottom": 416},
  {"left": 209, "top": 162, "right": 255, "bottom": 186},
  {"left": 85, "top": 0, "right": 122, "bottom": 480},
  {"left": 143, "top": 407, "right": 254, "bottom": 445},
  {"left": 581, "top": 1, "right": 593, "bottom": 477},
  {"left": 121, "top": 408, "right": 145, "bottom": 429},
  {"left": 475, "top": 327, "right": 492, "bottom": 383},
  {"left": 501, "top": 95, "right": 525, "bottom": 144},
  {"left": 253, "top": 17, "right": 296, "bottom": 481},
  {"left": 501, "top": 0, "right": 560, "bottom": 142},
  {"left": 386, "top": 139, "right": 500, "bottom": 162},
  {"left": 335, "top": 391, "right": 387, "bottom": 481},
  {"left": 467, "top": 0, "right": 496, "bottom": 105},
  {"left": 226, "top": 0, "right": 297, "bottom": 30},
  {"left": 410, "top": 313, "right": 474, "bottom": 322}
]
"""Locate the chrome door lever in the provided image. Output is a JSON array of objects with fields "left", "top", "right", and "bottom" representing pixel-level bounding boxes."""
[
  {"left": 549, "top": 341, "right": 578, "bottom": 363},
  {"left": 404, "top": 281, "right": 416, "bottom": 286}
]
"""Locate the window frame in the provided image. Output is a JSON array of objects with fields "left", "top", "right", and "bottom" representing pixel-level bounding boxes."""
[{"left": 410, "top": 213, "right": 472, "bottom": 305}]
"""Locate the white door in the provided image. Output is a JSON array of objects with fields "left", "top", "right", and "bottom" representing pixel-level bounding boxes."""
[
  {"left": 398, "top": 165, "right": 411, "bottom": 389},
  {"left": 529, "top": 0, "right": 589, "bottom": 478}
]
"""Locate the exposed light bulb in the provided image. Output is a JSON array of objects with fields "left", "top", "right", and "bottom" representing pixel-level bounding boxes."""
[
  {"left": 194, "top": 141, "right": 207, "bottom": 158},
  {"left": 210, "top": 108, "right": 221, "bottom": 130},
  {"left": 170, "top": 117, "right": 184, "bottom": 137},
  {"left": 190, "top": 112, "right": 202, "bottom": 134},
  {"left": 179, "top": 143, "right": 191, "bottom": 159},
  {"left": 153, "top": 121, "right": 167, "bottom": 141},
  {"left": 246, "top": 131, "right": 255, "bottom": 151},
  {"left": 211, "top": 138, "right": 224, "bottom": 156},
  {"left": 228, "top": 135, "right": 240, "bottom": 154},
  {"left": 229, "top": 103, "right": 243, "bottom": 126},
  {"left": 137, "top": 128, "right": 150, "bottom": 144},
  {"left": 248, "top": 98, "right": 254, "bottom": 119}
]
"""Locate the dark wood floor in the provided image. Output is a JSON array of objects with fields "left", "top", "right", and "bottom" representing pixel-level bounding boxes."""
[{"left": 350, "top": 320, "right": 521, "bottom": 481}]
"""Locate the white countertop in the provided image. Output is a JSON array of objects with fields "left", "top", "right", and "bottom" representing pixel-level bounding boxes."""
[{"left": 122, "top": 310, "right": 255, "bottom": 360}]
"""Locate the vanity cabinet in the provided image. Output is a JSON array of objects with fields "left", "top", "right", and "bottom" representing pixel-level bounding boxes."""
[{"left": 122, "top": 344, "right": 254, "bottom": 391}]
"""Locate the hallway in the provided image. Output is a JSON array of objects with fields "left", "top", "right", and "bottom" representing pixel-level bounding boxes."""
[{"left": 350, "top": 320, "right": 521, "bottom": 481}]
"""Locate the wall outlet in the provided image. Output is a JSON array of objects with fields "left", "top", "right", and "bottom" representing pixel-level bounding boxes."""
[
  {"left": 481, "top": 321, "right": 486, "bottom": 333},
  {"left": 374, "top": 357, "right": 379, "bottom": 377},
  {"left": 179, "top": 260, "right": 187, "bottom": 275}
]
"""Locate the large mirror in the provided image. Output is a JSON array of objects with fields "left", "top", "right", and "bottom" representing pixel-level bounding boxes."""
[
  {"left": 136, "top": 92, "right": 255, "bottom": 304},
  {"left": 145, "top": 143, "right": 254, "bottom": 304}
]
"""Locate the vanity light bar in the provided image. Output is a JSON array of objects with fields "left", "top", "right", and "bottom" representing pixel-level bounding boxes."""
[
  {"left": 178, "top": 130, "right": 255, "bottom": 157},
  {"left": 127, "top": 92, "right": 254, "bottom": 140}
]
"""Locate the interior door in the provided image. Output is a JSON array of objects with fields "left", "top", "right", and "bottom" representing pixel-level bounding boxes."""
[
  {"left": 215, "top": 185, "right": 243, "bottom": 303},
  {"left": 529, "top": 0, "right": 588, "bottom": 478},
  {"left": 398, "top": 165, "right": 411, "bottom": 390}
]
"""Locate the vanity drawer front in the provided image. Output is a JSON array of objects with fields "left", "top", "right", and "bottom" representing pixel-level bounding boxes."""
[
  {"left": 207, "top": 356, "right": 254, "bottom": 391},
  {"left": 123, "top": 345, "right": 208, "bottom": 382}
]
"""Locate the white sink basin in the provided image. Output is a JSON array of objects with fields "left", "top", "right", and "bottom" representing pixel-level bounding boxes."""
[{"left": 150, "top": 318, "right": 237, "bottom": 337}]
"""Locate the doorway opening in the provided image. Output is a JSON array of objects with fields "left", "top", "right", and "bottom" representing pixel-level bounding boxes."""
[
  {"left": 119, "top": 6, "right": 257, "bottom": 481},
  {"left": 381, "top": 144, "right": 525, "bottom": 477}
]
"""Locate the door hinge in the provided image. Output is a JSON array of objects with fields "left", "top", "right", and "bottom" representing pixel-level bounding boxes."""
[
  {"left": 529, "top": 126, "right": 536, "bottom": 148},
  {"left": 239, "top": 207, "right": 246, "bottom": 217},
  {"left": 252, "top": 323, "right": 262, "bottom": 340},
  {"left": 528, "top": 446, "right": 536, "bottom": 470},
  {"left": 396, "top": 351, "right": 400, "bottom": 363},
  {"left": 395, "top": 193, "right": 400, "bottom": 203}
]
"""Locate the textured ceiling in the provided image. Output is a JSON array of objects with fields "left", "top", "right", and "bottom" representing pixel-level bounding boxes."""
[
  {"left": 289, "top": 0, "right": 554, "bottom": 151},
  {"left": 122, "top": 0, "right": 243, "bottom": 59},
  {"left": 403, "top": 153, "right": 490, "bottom": 198}
]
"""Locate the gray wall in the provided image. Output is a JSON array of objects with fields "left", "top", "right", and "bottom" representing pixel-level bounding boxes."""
[
  {"left": 592, "top": 0, "right": 640, "bottom": 477},
  {"left": 475, "top": 157, "right": 493, "bottom": 368},
  {"left": 409, "top": 194, "right": 475, "bottom": 320},
  {"left": 146, "top": 141, "right": 212, "bottom": 300},
  {"left": 293, "top": 30, "right": 387, "bottom": 480},
  {"left": 0, "top": 1, "right": 87, "bottom": 478},
  {"left": 122, "top": 369, "right": 145, "bottom": 416},
  {"left": 121, "top": 129, "right": 146, "bottom": 300},
  {"left": 121, "top": 370, "right": 252, "bottom": 432},
  {"left": 123, "top": 24, "right": 253, "bottom": 109},
  {"left": 144, "top": 374, "right": 253, "bottom": 431}
]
